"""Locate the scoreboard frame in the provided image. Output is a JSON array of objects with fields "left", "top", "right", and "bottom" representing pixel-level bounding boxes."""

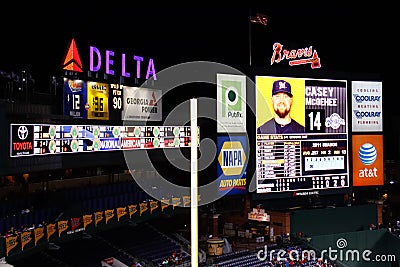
[
  {"left": 64, "top": 78, "right": 121, "bottom": 121},
  {"left": 255, "top": 76, "right": 350, "bottom": 196},
  {"left": 10, "top": 124, "right": 198, "bottom": 157}
]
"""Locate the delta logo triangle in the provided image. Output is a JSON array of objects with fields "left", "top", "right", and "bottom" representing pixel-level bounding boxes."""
[{"left": 62, "top": 38, "right": 83, "bottom": 72}]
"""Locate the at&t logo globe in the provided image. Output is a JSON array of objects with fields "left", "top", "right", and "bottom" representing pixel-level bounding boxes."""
[{"left": 358, "top": 143, "right": 377, "bottom": 165}]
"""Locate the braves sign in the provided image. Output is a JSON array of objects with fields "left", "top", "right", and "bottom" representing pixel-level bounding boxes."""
[{"left": 270, "top": 42, "right": 321, "bottom": 69}]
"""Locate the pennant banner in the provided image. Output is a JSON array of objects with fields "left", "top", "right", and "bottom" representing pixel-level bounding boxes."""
[
  {"left": 183, "top": 196, "right": 191, "bottom": 207},
  {"left": 117, "top": 207, "right": 127, "bottom": 221},
  {"left": 139, "top": 202, "right": 148, "bottom": 216},
  {"left": 47, "top": 223, "right": 56, "bottom": 241},
  {"left": 5, "top": 235, "right": 18, "bottom": 256},
  {"left": 172, "top": 197, "right": 181, "bottom": 209},
  {"left": 149, "top": 200, "right": 159, "bottom": 214},
  {"left": 34, "top": 226, "right": 45, "bottom": 245},
  {"left": 21, "top": 230, "right": 33, "bottom": 251},
  {"left": 83, "top": 214, "right": 93, "bottom": 229},
  {"left": 128, "top": 204, "right": 138, "bottom": 218},
  {"left": 161, "top": 199, "right": 170, "bottom": 212},
  {"left": 95, "top": 211, "right": 104, "bottom": 226},
  {"left": 105, "top": 209, "right": 115, "bottom": 224},
  {"left": 58, "top": 220, "right": 69, "bottom": 237}
]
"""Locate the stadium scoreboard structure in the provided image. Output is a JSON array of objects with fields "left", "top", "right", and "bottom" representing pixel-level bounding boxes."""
[
  {"left": 63, "top": 79, "right": 125, "bottom": 121},
  {"left": 10, "top": 124, "right": 198, "bottom": 157},
  {"left": 256, "top": 76, "right": 349, "bottom": 194}
]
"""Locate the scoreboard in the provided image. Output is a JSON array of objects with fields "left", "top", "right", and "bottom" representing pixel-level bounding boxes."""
[
  {"left": 63, "top": 78, "right": 163, "bottom": 122},
  {"left": 255, "top": 76, "right": 349, "bottom": 194},
  {"left": 87, "top": 81, "right": 109, "bottom": 120},
  {"left": 10, "top": 124, "right": 199, "bottom": 157},
  {"left": 109, "top": 83, "right": 124, "bottom": 121},
  {"left": 63, "top": 78, "right": 125, "bottom": 121},
  {"left": 63, "top": 79, "right": 87, "bottom": 119}
]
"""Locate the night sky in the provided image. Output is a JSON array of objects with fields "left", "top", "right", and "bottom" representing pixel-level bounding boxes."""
[
  {"left": 1, "top": 6, "right": 387, "bottom": 77},
  {"left": 1, "top": 5, "right": 394, "bottom": 156}
]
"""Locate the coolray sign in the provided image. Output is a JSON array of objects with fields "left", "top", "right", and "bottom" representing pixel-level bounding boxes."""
[
  {"left": 217, "top": 135, "right": 247, "bottom": 196},
  {"left": 351, "top": 81, "right": 383, "bottom": 132},
  {"left": 217, "top": 74, "right": 246, "bottom": 133},
  {"left": 352, "top": 135, "right": 384, "bottom": 186},
  {"left": 62, "top": 38, "right": 157, "bottom": 80},
  {"left": 122, "top": 87, "right": 162, "bottom": 121}
]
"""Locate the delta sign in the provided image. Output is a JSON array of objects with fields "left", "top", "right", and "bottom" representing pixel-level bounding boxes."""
[{"left": 62, "top": 38, "right": 157, "bottom": 81}]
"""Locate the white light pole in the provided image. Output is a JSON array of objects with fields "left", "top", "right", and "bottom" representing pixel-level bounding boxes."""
[{"left": 190, "top": 98, "right": 198, "bottom": 267}]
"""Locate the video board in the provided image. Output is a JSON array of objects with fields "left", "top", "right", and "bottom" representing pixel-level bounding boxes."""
[
  {"left": 10, "top": 124, "right": 198, "bottom": 157},
  {"left": 63, "top": 78, "right": 162, "bottom": 122},
  {"left": 63, "top": 79, "right": 88, "bottom": 119},
  {"left": 63, "top": 78, "right": 119, "bottom": 121},
  {"left": 255, "top": 76, "right": 349, "bottom": 194}
]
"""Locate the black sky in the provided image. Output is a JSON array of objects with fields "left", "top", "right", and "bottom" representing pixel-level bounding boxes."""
[
  {"left": 0, "top": 5, "right": 390, "bottom": 108},
  {"left": 1, "top": 5, "right": 397, "bottom": 159},
  {"left": 1, "top": 6, "right": 387, "bottom": 75}
]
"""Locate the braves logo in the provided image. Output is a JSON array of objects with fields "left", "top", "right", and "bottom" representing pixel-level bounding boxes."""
[{"left": 271, "top": 42, "right": 321, "bottom": 69}]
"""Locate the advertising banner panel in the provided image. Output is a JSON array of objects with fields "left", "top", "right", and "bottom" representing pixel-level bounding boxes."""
[{"left": 352, "top": 135, "right": 384, "bottom": 186}]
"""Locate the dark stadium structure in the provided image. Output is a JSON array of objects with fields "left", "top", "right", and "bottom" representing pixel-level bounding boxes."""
[{"left": 1, "top": 6, "right": 398, "bottom": 267}]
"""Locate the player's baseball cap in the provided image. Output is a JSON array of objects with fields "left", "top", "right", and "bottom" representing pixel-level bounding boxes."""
[{"left": 272, "top": 80, "right": 292, "bottom": 97}]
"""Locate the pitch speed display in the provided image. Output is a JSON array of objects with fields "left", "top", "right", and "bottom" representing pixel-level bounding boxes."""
[{"left": 255, "top": 76, "right": 349, "bottom": 194}]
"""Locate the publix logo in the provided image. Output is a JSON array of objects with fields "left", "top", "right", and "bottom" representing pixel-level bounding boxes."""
[
  {"left": 221, "top": 80, "right": 243, "bottom": 118},
  {"left": 358, "top": 143, "right": 377, "bottom": 165}
]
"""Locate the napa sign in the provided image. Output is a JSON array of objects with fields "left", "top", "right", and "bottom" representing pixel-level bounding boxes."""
[{"left": 217, "top": 135, "right": 247, "bottom": 196}]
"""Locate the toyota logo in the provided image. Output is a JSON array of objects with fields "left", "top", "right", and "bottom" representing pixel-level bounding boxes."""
[{"left": 18, "top": 126, "right": 29, "bottom": 140}]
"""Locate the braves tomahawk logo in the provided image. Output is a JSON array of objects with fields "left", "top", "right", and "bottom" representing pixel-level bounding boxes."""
[{"left": 271, "top": 42, "right": 321, "bottom": 69}]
